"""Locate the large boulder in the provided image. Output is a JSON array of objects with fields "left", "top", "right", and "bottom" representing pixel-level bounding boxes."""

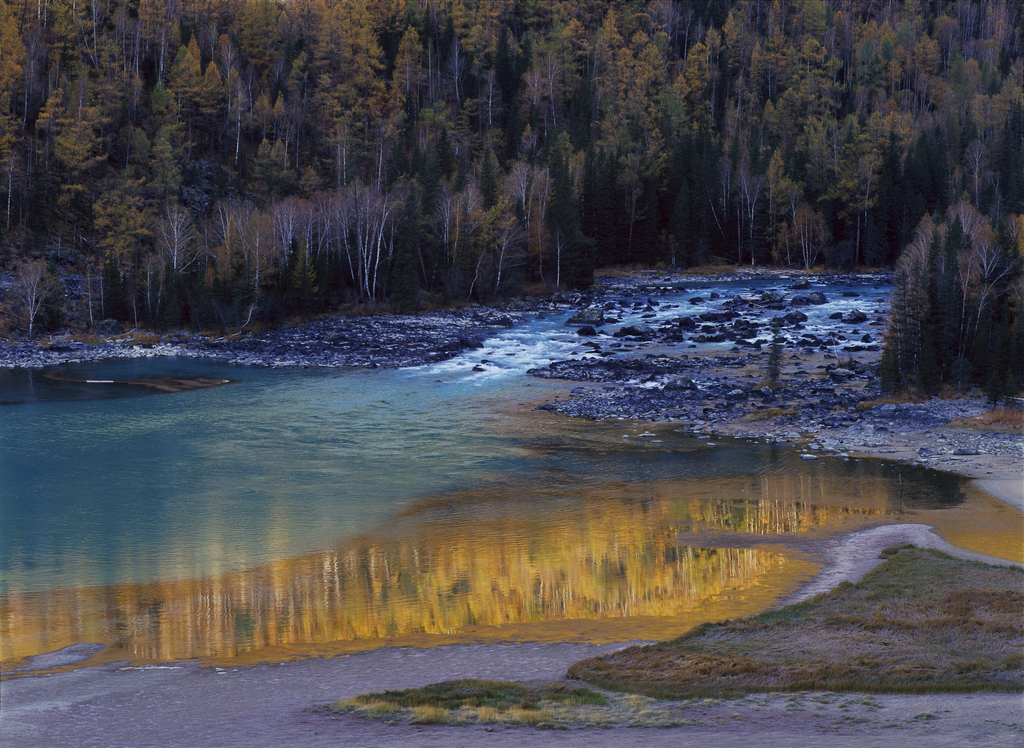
[
  {"left": 91, "top": 319, "right": 123, "bottom": 335},
  {"left": 806, "top": 291, "right": 828, "bottom": 304},
  {"left": 698, "top": 310, "right": 738, "bottom": 322},
  {"left": 615, "top": 323, "right": 654, "bottom": 338},
  {"left": 566, "top": 306, "right": 605, "bottom": 326},
  {"left": 663, "top": 376, "right": 698, "bottom": 391}
]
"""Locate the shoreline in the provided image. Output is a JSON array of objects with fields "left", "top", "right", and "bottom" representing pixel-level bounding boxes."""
[
  {"left": 2, "top": 520, "right": 1020, "bottom": 748},
  {"left": 2, "top": 269, "right": 1021, "bottom": 746}
]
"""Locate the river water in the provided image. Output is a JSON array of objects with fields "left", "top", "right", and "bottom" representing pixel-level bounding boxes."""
[{"left": 1, "top": 278, "right": 966, "bottom": 668}]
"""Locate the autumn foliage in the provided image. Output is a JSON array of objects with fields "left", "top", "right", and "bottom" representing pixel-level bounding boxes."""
[{"left": 0, "top": 0, "right": 1021, "bottom": 338}]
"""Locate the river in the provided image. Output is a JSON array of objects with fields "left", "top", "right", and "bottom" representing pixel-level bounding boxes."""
[{"left": 1, "top": 277, "right": 966, "bottom": 669}]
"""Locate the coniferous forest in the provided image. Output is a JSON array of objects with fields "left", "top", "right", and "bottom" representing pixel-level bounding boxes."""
[{"left": 0, "top": 0, "right": 1022, "bottom": 392}]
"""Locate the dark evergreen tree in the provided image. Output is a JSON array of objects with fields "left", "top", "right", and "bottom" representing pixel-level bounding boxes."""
[
  {"left": 869, "top": 132, "right": 904, "bottom": 265},
  {"left": 160, "top": 261, "right": 182, "bottom": 330},
  {"left": 998, "top": 101, "right": 1024, "bottom": 214},
  {"left": 435, "top": 127, "right": 455, "bottom": 181},
  {"left": 101, "top": 253, "right": 128, "bottom": 322},
  {"left": 390, "top": 194, "right": 422, "bottom": 313},
  {"left": 547, "top": 153, "right": 592, "bottom": 288},
  {"left": 291, "top": 242, "right": 318, "bottom": 320},
  {"left": 480, "top": 148, "right": 499, "bottom": 210}
]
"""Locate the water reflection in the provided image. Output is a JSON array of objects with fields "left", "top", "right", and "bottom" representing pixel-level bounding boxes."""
[
  {"left": 2, "top": 473, "right": 918, "bottom": 668},
  {"left": 0, "top": 356, "right": 970, "bottom": 670}
]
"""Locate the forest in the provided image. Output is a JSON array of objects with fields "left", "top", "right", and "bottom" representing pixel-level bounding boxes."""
[{"left": 0, "top": 0, "right": 1022, "bottom": 391}]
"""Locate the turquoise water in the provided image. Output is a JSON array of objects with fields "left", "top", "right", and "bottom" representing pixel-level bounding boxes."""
[
  {"left": 1, "top": 359, "right": 540, "bottom": 593},
  {"left": 1, "top": 354, "right": 961, "bottom": 598},
  {"left": 4, "top": 280, "right": 955, "bottom": 599}
]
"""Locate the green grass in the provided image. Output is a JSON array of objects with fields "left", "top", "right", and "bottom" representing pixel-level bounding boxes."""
[
  {"left": 568, "top": 547, "right": 1024, "bottom": 699},
  {"left": 331, "top": 680, "right": 612, "bottom": 727}
]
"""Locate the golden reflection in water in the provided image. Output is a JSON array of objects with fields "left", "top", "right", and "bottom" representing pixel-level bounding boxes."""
[
  {"left": 925, "top": 481, "right": 1024, "bottom": 563},
  {"left": 1, "top": 476, "right": 894, "bottom": 671}
]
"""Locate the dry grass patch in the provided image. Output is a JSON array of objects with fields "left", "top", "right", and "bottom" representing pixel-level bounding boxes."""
[
  {"left": 856, "top": 393, "right": 928, "bottom": 409},
  {"left": 949, "top": 407, "right": 1024, "bottom": 432},
  {"left": 568, "top": 547, "right": 1024, "bottom": 699},
  {"left": 408, "top": 705, "right": 452, "bottom": 724},
  {"left": 676, "top": 264, "right": 738, "bottom": 277},
  {"left": 743, "top": 407, "right": 800, "bottom": 421},
  {"left": 124, "top": 331, "right": 163, "bottom": 345},
  {"left": 331, "top": 679, "right": 699, "bottom": 728}
]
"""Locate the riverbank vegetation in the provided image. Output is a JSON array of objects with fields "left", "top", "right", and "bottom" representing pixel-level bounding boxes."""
[
  {"left": 0, "top": 1, "right": 1021, "bottom": 337},
  {"left": 333, "top": 547, "right": 1023, "bottom": 729},
  {"left": 568, "top": 546, "right": 1024, "bottom": 698}
]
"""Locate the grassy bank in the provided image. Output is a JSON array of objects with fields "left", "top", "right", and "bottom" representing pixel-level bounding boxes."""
[
  {"left": 333, "top": 547, "right": 1023, "bottom": 728},
  {"left": 569, "top": 547, "right": 1023, "bottom": 699}
]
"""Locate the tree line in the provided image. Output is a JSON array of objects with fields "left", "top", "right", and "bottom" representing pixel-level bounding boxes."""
[{"left": 0, "top": 0, "right": 1022, "bottom": 379}]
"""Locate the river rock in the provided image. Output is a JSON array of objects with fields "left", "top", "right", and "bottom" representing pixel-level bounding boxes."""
[
  {"left": 698, "top": 310, "right": 738, "bottom": 322},
  {"left": 576, "top": 325, "right": 599, "bottom": 336},
  {"left": 845, "top": 309, "right": 868, "bottom": 323},
  {"left": 663, "top": 376, "right": 698, "bottom": 391},
  {"left": 828, "top": 368, "right": 856, "bottom": 382},
  {"left": 616, "top": 324, "right": 654, "bottom": 338},
  {"left": 566, "top": 307, "right": 605, "bottom": 326},
  {"left": 806, "top": 292, "right": 828, "bottom": 304}
]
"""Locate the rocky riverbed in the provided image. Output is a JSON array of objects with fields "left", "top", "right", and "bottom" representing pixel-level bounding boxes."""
[
  {"left": 2, "top": 269, "right": 1020, "bottom": 486},
  {"left": 523, "top": 270, "right": 1022, "bottom": 484},
  {"left": 0, "top": 307, "right": 541, "bottom": 370}
]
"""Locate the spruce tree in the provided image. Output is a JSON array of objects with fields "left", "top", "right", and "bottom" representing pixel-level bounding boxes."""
[
  {"left": 390, "top": 195, "right": 422, "bottom": 313},
  {"left": 480, "top": 148, "right": 499, "bottom": 210},
  {"left": 291, "top": 242, "right": 318, "bottom": 321},
  {"left": 435, "top": 128, "right": 455, "bottom": 181}
]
